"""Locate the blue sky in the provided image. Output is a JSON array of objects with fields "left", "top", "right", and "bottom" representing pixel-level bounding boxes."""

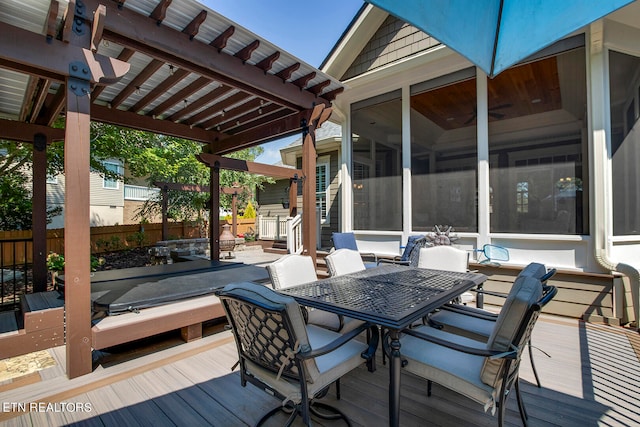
[{"left": 202, "top": 0, "right": 363, "bottom": 163}]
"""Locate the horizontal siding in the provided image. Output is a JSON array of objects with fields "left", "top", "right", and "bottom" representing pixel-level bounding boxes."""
[
  {"left": 46, "top": 175, "right": 64, "bottom": 205},
  {"left": 90, "top": 172, "right": 124, "bottom": 207},
  {"left": 474, "top": 264, "right": 614, "bottom": 320}
]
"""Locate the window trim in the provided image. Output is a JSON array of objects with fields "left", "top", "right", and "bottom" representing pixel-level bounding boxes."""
[
  {"left": 102, "top": 161, "right": 121, "bottom": 190},
  {"left": 316, "top": 156, "right": 330, "bottom": 224}
]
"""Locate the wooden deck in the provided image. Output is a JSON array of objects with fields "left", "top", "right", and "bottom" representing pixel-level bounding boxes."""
[{"left": 1, "top": 315, "right": 639, "bottom": 426}]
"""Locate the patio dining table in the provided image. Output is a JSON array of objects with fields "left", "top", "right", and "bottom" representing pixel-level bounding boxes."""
[{"left": 279, "top": 264, "right": 487, "bottom": 427}]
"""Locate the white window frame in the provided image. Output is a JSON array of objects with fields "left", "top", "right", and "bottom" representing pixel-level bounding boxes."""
[
  {"left": 316, "top": 156, "right": 330, "bottom": 224},
  {"left": 103, "top": 161, "right": 121, "bottom": 190}
]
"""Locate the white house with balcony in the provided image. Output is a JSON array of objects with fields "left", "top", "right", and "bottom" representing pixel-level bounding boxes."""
[{"left": 46, "top": 159, "right": 160, "bottom": 228}]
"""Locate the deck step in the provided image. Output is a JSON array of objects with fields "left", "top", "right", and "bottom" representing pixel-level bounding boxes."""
[
  {"left": 0, "top": 310, "right": 18, "bottom": 334},
  {"left": 0, "top": 291, "right": 66, "bottom": 359},
  {"left": 22, "top": 291, "right": 64, "bottom": 313}
]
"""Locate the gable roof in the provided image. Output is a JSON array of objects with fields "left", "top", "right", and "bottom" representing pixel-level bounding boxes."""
[{"left": 321, "top": 4, "right": 389, "bottom": 80}]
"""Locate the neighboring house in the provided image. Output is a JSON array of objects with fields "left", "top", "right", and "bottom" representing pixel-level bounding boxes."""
[
  {"left": 46, "top": 160, "right": 160, "bottom": 228},
  {"left": 257, "top": 122, "right": 342, "bottom": 248},
  {"left": 312, "top": 3, "right": 640, "bottom": 315}
]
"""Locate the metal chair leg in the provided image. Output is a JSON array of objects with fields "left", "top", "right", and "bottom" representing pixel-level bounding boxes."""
[
  {"left": 528, "top": 341, "right": 542, "bottom": 388},
  {"left": 515, "top": 379, "right": 529, "bottom": 425}
]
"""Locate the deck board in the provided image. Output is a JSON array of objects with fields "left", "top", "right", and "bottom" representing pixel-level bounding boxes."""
[{"left": 1, "top": 316, "right": 639, "bottom": 426}]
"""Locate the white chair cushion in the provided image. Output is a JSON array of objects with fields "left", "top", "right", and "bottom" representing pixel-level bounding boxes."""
[
  {"left": 244, "top": 324, "right": 367, "bottom": 404},
  {"left": 430, "top": 309, "right": 495, "bottom": 339},
  {"left": 481, "top": 276, "right": 542, "bottom": 387},
  {"left": 221, "top": 282, "right": 321, "bottom": 381},
  {"left": 267, "top": 255, "right": 318, "bottom": 289},
  {"left": 459, "top": 291, "right": 475, "bottom": 304},
  {"left": 430, "top": 262, "right": 548, "bottom": 340},
  {"left": 400, "top": 326, "right": 495, "bottom": 406},
  {"left": 307, "top": 308, "right": 342, "bottom": 331},
  {"left": 417, "top": 246, "right": 469, "bottom": 272},
  {"left": 267, "top": 255, "right": 349, "bottom": 333},
  {"left": 325, "top": 249, "right": 366, "bottom": 276}
]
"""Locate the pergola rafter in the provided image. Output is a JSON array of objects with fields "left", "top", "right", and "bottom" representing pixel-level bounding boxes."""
[{"left": 0, "top": 0, "right": 342, "bottom": 379}]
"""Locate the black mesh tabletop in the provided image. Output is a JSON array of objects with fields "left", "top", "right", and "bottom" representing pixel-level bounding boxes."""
[{"left": 280, "top": 265, "right": 486, "bottom": 330}]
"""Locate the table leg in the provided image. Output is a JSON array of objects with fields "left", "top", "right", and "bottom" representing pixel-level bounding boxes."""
[{"left": 388, "top": 329, "right": 401, "bottom": 427}]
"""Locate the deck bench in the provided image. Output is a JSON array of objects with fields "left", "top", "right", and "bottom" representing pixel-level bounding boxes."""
[{"left": 91, "top": 294, "right": 225, "bottom": 350}]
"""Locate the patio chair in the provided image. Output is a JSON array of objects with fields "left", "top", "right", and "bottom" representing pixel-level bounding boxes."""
[
  {"left": 428, "top": 262, "right": 556, "bottom": 388},
  {"left": 377, "top": 234, "right": 427, "bottom": 266},
  {"left": 325, "top": 248, "right": 366, "bottom": 276},
  {"left": 398, "top": 275, "right": 557, "bottom": 427},
  {"left": 331, "top": 232, "right": 378, "bottom": 268},
  {"left": 266, "top": 254, "right": 355, "bottom": 332},
  {"left": 218, "top": 282, "right": 378, "bottom": 427},
  {"left": 417, "top": 245, "right": 475, "bottom": 304}
]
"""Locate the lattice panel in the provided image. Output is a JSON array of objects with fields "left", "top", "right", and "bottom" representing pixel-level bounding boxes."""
[{"left": 226, "top": 299, "right": 300, "bottom": 379}]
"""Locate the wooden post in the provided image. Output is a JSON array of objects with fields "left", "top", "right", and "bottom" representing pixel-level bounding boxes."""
[
  {"left": 32, "top": 133, "right": 48, "bottom": 292},
  {"left": 210, "top": 160, "right": 221, "bottom": 260},
  {"left": 60, "top": 1, "right": 128, "bottom": 378},
  {"left": 301, "top": 104, "right": 331, "bottom": 264},
  {"left": 302, "top": 121, "right": 317, "bottom": 263},
  {"left": 64, "top": 75, "right": 93, "bottom": 378},
  {"left": 231, "top": 191, "right": 237, "bottom": 237},
  {"left": 161, "top": 185, "right": 168, "bottom": 241},
  {"left": 289, "top": 177, "right": 298, "bottom": 217}
]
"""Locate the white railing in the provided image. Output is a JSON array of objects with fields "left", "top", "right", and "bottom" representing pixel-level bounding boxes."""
[
  {"left": 287, "top": 214, "right": 303, "bottom": 254},
  {"left": 257, "top": 215, "right": 289, "bottom": 240},
  {"left": 124, "top": 185, "right": 160, "bottom": 201},
  {"left": 258, "top": 214, "right": 304, "bottom": 254}
]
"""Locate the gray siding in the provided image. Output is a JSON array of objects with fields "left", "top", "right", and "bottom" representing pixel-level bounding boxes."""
[
  {"left": 341, "top": 16, "right": 441, "bottom": 80},
  {"left": 257, "top": 150, "right": 341, "bottom": 248}
]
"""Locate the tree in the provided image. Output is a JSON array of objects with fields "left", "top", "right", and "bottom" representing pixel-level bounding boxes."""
[
  {"left": 132, "top": 138, "right": 273, "bottom": 225},
  {"left": 0, "top": 123, "right": 273, "bottom": 230},
  {"left": 0, "top": 140, "right": 62, "bottom": 230}
]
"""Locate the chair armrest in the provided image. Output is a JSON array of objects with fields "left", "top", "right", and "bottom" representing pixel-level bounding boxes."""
[
  {"left": 360, "top": 252, "right": 378, "bottom": 264},
  {"left": 541, "top": 268, "right": 557, "bottom": 282},
  {"left": 299, "top": 322, "right": 378, "bottom": 360},
  {"left": 377, "top": 257, "right": 409, "bottom": 265},
  {"left": 440, "top": 303, "right": 499, "bottom": 321},
  {"left": 474, "top": 289, "right": 510, "bottom": 299},
  {"left": 402, "top": 328, "right": 517, "bottom": 359}
]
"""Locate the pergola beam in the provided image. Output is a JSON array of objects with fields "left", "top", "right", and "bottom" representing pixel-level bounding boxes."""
[
  {"left": 87, "top": 0, "right": 329, "bottom": 110},
  {"left": 197, "top": 153, "right": 303, "bottom": 179},
  {"left": 0, "top": 21, "right": 130, "bottom": 85},
  {"left": 0, "top": 119, "right": 65, "bottom": 142},
  {"left": 91, "top": 104, "right": 217, "bottom": 143},
  {"left": 211, "top": 109, "right": 311, "bottom": 154}
]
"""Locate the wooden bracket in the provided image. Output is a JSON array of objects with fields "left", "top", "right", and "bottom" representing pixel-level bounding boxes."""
[
  {"left": 150, "top": 0, "right": 172, "bottom": 25},
  {"left": 90, "top": 4, "right": 106, "bottom": 53},
  {"left": 183, "top": 10, "right": 207, "bottom": 40}
]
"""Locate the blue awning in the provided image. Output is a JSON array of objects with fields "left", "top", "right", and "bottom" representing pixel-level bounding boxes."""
[{"left": 365, "top": 0, "right": 634, "bottom": 77}]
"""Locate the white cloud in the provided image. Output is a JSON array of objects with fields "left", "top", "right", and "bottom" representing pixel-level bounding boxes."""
[{"left": 255, "top": 136, "right": 297, "bottom": 164}]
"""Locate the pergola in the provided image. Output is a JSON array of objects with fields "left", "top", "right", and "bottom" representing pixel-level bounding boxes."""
[{"left": 0, "top": 0, "right": 342, "bottom": 377}]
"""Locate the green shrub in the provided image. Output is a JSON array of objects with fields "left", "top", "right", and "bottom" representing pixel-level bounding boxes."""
[{"left": 242, "top": 201, "right": 256, "bottom": 219}]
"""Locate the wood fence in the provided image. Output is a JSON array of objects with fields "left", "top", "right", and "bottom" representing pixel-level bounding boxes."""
[{"left": 0, "top": 219, "right": 256, "bottom": 266}]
